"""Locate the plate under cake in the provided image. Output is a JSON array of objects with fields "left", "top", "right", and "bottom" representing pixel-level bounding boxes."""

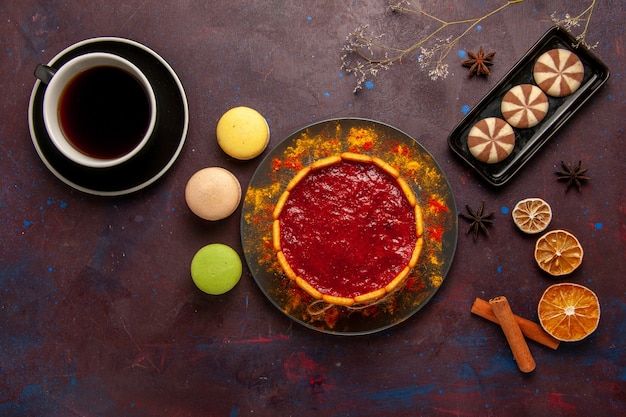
[{"left": 240, "top": 118, "right": 458, "bottom": 335}]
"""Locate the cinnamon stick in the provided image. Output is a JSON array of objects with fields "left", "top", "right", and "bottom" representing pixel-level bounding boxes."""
[
  {"left": 471, "top": 297, "right": 559, "bottom": 350},
  {"left": 489, "top": 296, "right": 536, "bottom": 373}
]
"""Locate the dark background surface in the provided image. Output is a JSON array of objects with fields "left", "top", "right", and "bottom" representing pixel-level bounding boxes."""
[{"left": 1, "top": 1, "right": 624, "bottom": 416}]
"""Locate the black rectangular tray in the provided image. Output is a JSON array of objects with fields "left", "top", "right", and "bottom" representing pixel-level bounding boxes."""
[{"left": 447, "top": 26, "right": 610, "bottom": 187}]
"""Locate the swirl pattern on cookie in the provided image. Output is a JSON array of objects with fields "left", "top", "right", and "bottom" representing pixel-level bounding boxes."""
[
  {"left": 467, "top": 117, "right": 515, "bottom": 164},
  {"left": 533, "top": 49, "right": 584, "bottom": 97},
  {"left": 501, "top": 84, "right": 549, "bottom": 128}
]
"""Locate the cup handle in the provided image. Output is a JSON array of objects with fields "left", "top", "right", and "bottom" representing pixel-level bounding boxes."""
[{"left": 34, "top": 64, "right": 57, "bottom": 85}]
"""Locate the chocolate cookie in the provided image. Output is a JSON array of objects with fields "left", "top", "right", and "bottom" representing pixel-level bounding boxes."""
[
  {"left": 467, "top": 117, "right": 515, "bottom": 164},
  {"left": 501, "top": 84, "right": 549, "bottom": 128},
  {"left": 533, "top": 49, "right": 584, "bottom": 97}
]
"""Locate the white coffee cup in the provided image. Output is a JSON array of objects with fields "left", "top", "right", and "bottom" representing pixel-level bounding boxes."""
[{"left": 35, "top": 52, "right": 157, "bottom": 168}]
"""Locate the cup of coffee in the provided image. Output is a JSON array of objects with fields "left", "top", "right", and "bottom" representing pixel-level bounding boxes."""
[{"left": 35, "top": 52, "right": 157, "bottom": 168}]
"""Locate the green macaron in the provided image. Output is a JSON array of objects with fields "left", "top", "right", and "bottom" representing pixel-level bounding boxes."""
[{"left": 191, "top": 243, "right": 242, "bottom": 295}]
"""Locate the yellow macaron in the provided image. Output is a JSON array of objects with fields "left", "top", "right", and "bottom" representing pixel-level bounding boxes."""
[
  {"left": 185, "top": 167, "right": 241, "bottom": 221},
  {"left": 216, "top": 106, "right": 270, "bottom": 160}
]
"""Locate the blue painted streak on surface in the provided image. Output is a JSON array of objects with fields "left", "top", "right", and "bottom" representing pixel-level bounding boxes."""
[{"left": 367, "top": 384, "right": 436, "bottom": 409}]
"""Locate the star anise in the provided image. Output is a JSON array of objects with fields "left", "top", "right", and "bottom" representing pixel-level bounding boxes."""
[
  {"left": 462, "top": 47, "right": 495, "bottom": 77},
  {"left": 460, "top": 201, "right": 495, "bottom": 241},
  {"left": 556, "top": 160, "right": 590, "bottom": 192}
]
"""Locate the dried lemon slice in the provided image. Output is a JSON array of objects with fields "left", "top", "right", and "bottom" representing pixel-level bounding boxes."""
[
  {"left": 538, "top": 283, "right": 600, "bottom": 342},
  {"left": 534, "top": 230, "right": 583, "bottom": 276},
  {"left": 512, "top": 197, "right": 552, "bottom": 234}
]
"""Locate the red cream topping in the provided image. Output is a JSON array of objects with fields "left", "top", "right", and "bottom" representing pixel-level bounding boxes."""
[{"left": 279, "top": 160, "right": 417, "bottom": 298}]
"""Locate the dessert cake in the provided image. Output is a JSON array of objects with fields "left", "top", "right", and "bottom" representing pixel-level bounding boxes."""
[
  {"left": 272, "top": 152, "right": 424, "bottom": 307},
  {"left": 467, "top": 117, "right": 516, "bottom": 164},
  {"left": 533, "top": 49, "right": 584, "bottom": 97},
  {"left": 501, "top": 84, "right": 549, "bottom": 129}
]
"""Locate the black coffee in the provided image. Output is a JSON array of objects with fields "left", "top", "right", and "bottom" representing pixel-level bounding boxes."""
[{"left": 59, "top": 65, "right": 151, "bottom": 159}]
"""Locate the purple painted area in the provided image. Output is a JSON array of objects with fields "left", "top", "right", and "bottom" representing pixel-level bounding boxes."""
[{"left": 1, "top": 1, "right": 625, "bottom": 416}]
